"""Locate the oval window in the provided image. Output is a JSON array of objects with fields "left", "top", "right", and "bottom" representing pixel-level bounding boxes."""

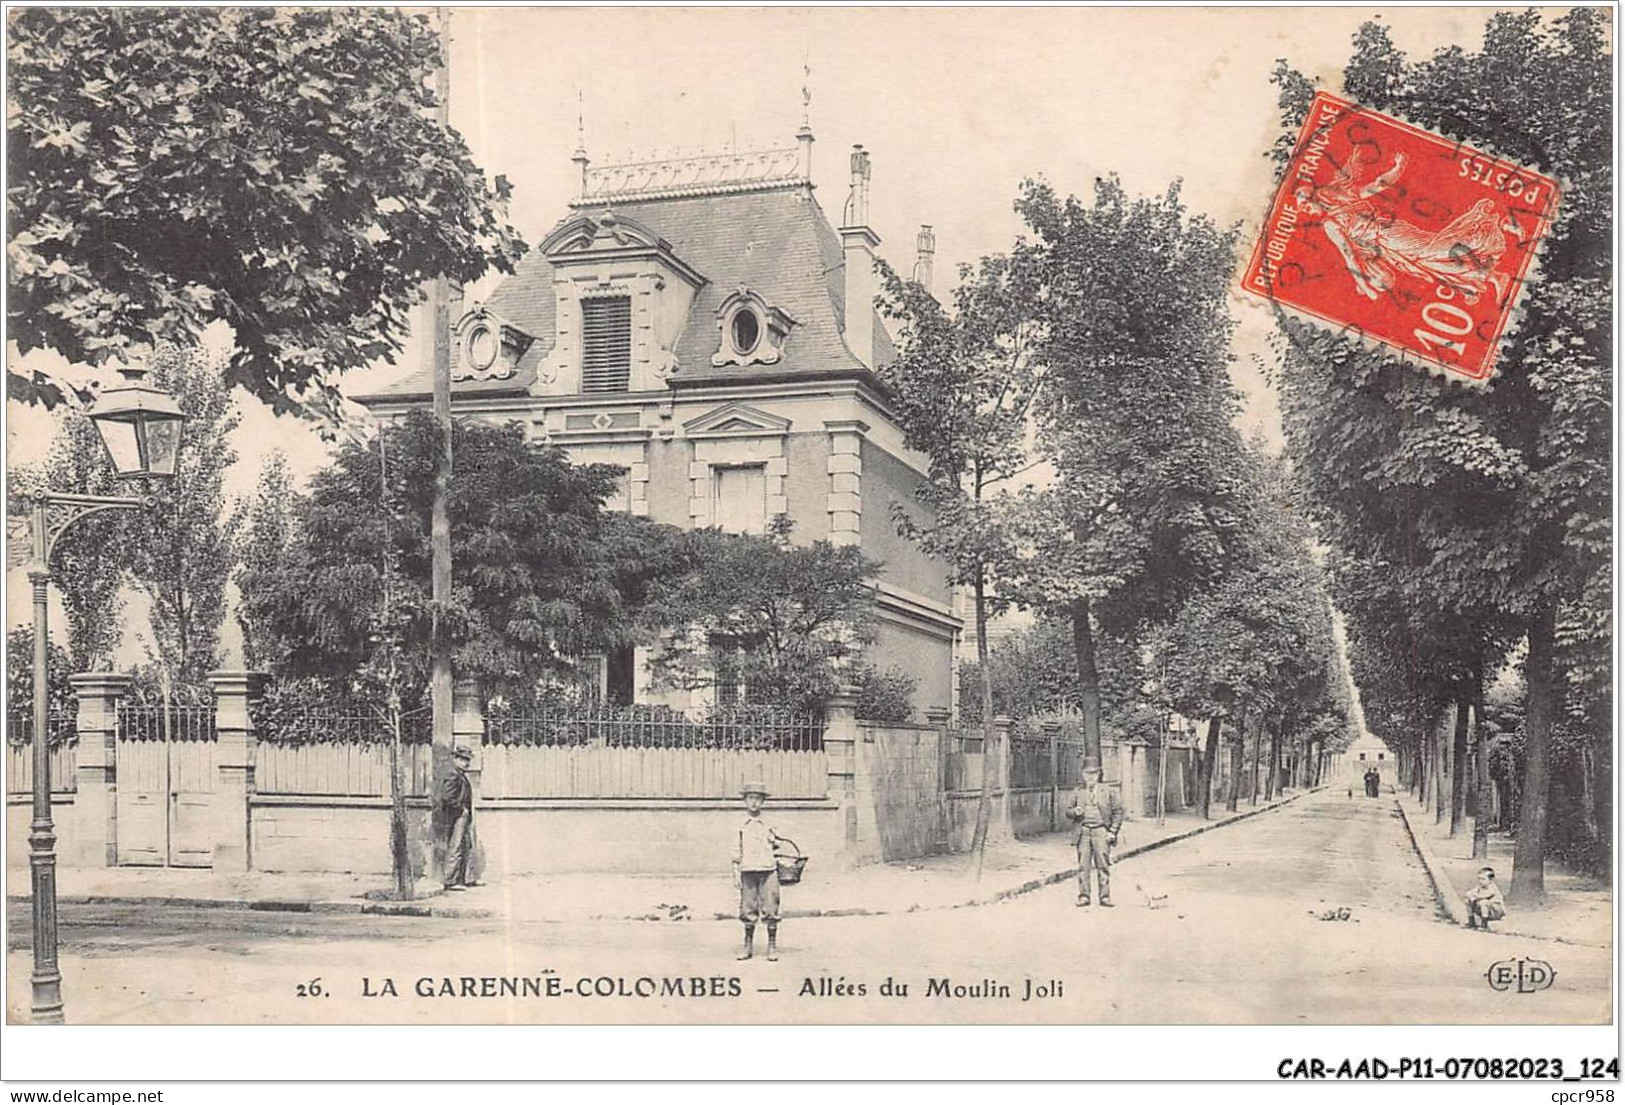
[
  {"left": 467, "top": 325, "right": 499, "bottom": 371},
  {"left": 731, "top": 309, "right": 761, "bottom": 356}
]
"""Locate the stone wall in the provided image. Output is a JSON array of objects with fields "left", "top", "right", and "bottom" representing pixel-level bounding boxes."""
[
  {"left": 5, "top": 795, "right": 75, "bottom": 870},
  {"left": 856, "top": 723, "right": 943, "bottom": 862},
  {"left": 250, "top": 797, "right": 844, "bottom": 877}
]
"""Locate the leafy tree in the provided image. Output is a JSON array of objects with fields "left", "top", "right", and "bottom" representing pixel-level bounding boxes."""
[
  {"left": 957, "top": 618, "right": 1153, "bottom": 742},
  {"left": 875, "top": 248, "right": 1044, "bottom": 868},
  {"left": 1153, "top": 447, "right": 1350, "bottom": 815},
  {"left": 6, "top": 626, "right": 75, "bottom": 737},
  {"left": 233, "top": 451, "right": 297, "bottom": 670},
  {"left": 121, "top": 345, "right": 244, "bottom": 687},
  {"left": 642, "top": 516, "right": 880, "bottom": 715},
  {"left": 6, "top": 7, "right": 523, "bottom": 414},
  {"left": 855, "top": 665, "right": 918, "bottom": 726},
  {"left": 7, "top": 405, "right": 131, "bottom": 670},
  {"left": 238, "top": 412, "right": 644, "bottom": 699},
  {"left": 1271, "top": 10, "right": 1611, "bottom": 903},
  {"left": 1012, "top": 176, "right": 1248, "bottom": 770}
]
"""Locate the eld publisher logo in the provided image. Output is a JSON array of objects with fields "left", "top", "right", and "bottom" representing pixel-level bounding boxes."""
[{"left": 1486, "top": 958, "right": 1555, "bottom": 993}]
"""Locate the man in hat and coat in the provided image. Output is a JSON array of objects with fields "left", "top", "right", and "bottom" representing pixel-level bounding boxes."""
[
  {"left": 1067, "top": 763, "right": 1124, "bottom": 907},
  {"left": 439, "top": 745, "right": 477, "bottom": 891},
  {"left": 731, "top": 780, "right": 782, "bottom": 960}
]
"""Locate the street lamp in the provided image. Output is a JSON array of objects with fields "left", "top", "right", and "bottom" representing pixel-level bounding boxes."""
[{"left": 27, "top": 364, "right": 185, "bottom": 1024}]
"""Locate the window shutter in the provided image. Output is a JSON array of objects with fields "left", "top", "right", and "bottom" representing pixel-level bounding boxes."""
[
  {"left": 581, "top": 297, "right": 632, "bottom": 392},
  {"left": 713, "top": 465, "right": 767, "bottom": 535}
]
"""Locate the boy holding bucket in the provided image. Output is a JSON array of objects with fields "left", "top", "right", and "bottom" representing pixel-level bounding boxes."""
[{"left": 732, "top": 780, "right": 782, "bottom": 961}]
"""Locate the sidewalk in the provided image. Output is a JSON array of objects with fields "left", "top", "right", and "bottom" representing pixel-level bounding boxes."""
[
  {"left": 11, "top": 789, "right": 1314, "bottom": 924},
  {"left": 1396, "top": 793, "right": 1611, "bottom": 949}
]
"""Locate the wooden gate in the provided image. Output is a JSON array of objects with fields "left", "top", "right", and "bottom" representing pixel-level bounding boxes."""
[{"left": 115, "top": 694, "right": 216, "bottom": 867}]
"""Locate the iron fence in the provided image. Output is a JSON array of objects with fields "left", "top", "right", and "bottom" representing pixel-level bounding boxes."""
[
  {"left": 485, "top": 701, "right": 823, "bottom": 751},
  {"left": 117, "top": 700, "right": 217, "bottom": 742},
  {"left": 253, "top": 704, "right": 432, "bottom": 746},
  {"left": 6, "top": 709, "right": 78, "bottom": 747}
]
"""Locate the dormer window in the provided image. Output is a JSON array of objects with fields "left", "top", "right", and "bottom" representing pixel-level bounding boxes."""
[
  {"left": 451, "top": 305, "right": 533, "bottom": 382},
  {"left": 713, "top": 286, "right": 795, "bottom": 367},
  {"left": 730, "top": 308, "right": 762, "bottom": 358},
  {"left": 466, "top": 324, "right": 500, "bottom": 374}
]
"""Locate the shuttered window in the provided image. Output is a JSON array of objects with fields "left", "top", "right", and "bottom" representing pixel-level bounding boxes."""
[
  {"left": 581, "top": 297, "right": 632, "bottom": 393},
  {"left": 713, "top": 465, "right": 767, "bottom": 535}
]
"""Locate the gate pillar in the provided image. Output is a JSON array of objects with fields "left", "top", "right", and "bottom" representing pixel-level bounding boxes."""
[
  {"left": 68, "top": 673, "right": 131, "bottom": 868},
  {"left": 207, "top": 671, "right": 268, "bottom": 873}
]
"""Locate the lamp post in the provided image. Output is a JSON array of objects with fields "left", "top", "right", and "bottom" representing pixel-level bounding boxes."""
[{"left": 27, "top": 364, "right": 184, "bottom": 1024}]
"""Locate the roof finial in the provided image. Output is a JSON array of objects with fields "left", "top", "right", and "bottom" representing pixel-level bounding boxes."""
[
  {"left": 801, "top": 50, "right": 812, "bottom": 129},
  {"left": 571, "top": 89, "right": 590, "bottom": 201},
  {"left": 796, "top": 49, "right": 815, "bottom": 184}
]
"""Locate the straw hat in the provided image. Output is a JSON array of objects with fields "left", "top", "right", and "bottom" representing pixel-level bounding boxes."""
[{"left": 740, "top": 780, "right": 769, "bottom": 798}]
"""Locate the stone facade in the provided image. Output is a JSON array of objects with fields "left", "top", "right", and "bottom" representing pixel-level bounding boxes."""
[{"left": 358, "top": 134, "right": 958, "bottom": 718}]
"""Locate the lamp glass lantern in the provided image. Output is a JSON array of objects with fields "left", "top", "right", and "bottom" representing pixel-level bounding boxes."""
[{"left": 90, "top": 367, "right": 186, "bottom": 478}]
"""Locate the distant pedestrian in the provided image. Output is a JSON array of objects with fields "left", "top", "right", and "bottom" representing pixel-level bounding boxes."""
[
  {"left": 1067, "top": 764, "right": 1125, "bottom": 908},
  {"left": 732, "top": 780, "right": 782, "bottom": 960},
  {"left": 1464, "top": 866, "right": 1506, "bottom": 931},
  {"left": 439, "top": 746, "right": 477, "bottom": 891}
]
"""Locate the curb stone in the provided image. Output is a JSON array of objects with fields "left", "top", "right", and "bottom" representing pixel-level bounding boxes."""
[
  {"left": 16, "top": 788, "right": 1318, "bottom": 924},
  {"left": 1392, "top": 796, "right": 1602, "bottom": 948},
  {"left": 980, "top": 787, "right": 1320, "bottom": 907},
  {"left": 1394, "top": 797, "right": 1473, "bottom": 926},
  {"left": 650, "top": 789, "right": 1318, "bottom": 921}
]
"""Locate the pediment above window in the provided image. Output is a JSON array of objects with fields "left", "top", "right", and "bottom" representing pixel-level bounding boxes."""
[
  {"left": 712, "top": 285, "right": 796, "bottom": 368},
  {"left": 542, "top": 210, "right": 668, "bottom": 256},
  {"left": 684, "top": 401, "right": 792, "bottom": 440},
  {"left": 453, "top": 305, "right": 533, "bottom": 382}
]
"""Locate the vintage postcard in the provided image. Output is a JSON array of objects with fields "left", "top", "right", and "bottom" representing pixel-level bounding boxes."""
[{"left": 1, "top": 3, "right": 1615, "bottom": 1085}]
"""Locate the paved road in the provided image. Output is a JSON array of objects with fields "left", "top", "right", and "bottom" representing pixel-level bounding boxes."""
[{"left": 7, "top": 791, "right": 1610, "bottom": 1025}]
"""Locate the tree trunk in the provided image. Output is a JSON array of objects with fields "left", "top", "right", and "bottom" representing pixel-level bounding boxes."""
[
  {"left": 1248, "top": 718, "right": 1262, "bottom": 805},
  {"left": 1590, "top": 736, "right": 1612, "bottom": 882},
  {"left": 1433, "top": 718, "right": 1447, "bottom": 823},
  {"left": 1198, "top": 716, "right": 1221, "bottom": 820},
  {"left": 1471, "top": 666, "right": 1492, "bottom": 861},
  {"left": 970, "top": 568, "right": 995, "bottom": 877},
  {"left": 1070, "top": 597, "right": 1103, "bottom": 769},
  {"left": 1449, "top": 697, "right": 1469, "bottom": 837},
  {"left": 388, "top": 701, "right": 411, "bottom": 899},
  {"left": 1576, "top": 743, "right": 1598, "bottom": 876},
  {"left": 1267, "top": 720, "right": 1283, "bottom": 800},
  {"left": 427, "top": 11, "right": 456, "bottom": 885},
  {"left": 1226, "top": 706, "right": 1247, "bottom": 813},
  {"left": 1510, "top": 602, "right": 1557, "bottom": 906}
]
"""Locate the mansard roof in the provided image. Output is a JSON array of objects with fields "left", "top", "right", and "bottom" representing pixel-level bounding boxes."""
[{"left": 357, "top": 168, "right": 892, "bottom": 403}]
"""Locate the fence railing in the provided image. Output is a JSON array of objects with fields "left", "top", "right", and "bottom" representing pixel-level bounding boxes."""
[
  {"left": 482, "top": 703, "right": 826, "bottom": 800},
  {"left": 255, "top": 708, "right": 433, "bottom": 797},
  {"left": 117, "top": 700, "right": 217, "bottom": 743},
  {"left": 943, "top": 723, "right": 1094, "bottom": 795},
  {"left": 248, "top": 701, "right": 827, "bottom": 801},
  {"left": 6, "top": 712, "right": 78, "bottom": 795},
  {"left": 485, "top": 702, "right": 823, "bottom": 751}
]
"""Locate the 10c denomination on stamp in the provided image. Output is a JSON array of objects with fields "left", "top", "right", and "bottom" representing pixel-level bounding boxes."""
[{"left": 1243, "top": 91, "right": 1561, "bottom": 384}]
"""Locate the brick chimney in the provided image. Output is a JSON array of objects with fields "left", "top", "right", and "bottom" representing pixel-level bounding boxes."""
[
  {"left": 913, "top": 224, "right": 936, "bottom": 295},
  {"left": 839, "top": 145, "right": 880, "bottom": 369}
]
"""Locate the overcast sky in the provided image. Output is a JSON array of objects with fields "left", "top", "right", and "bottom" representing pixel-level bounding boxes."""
[{"left": 5, "top": 5, "right": 1548, "bottom": 638}]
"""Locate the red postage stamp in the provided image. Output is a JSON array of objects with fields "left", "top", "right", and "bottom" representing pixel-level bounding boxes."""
[{"left": 1242, "top": 91, "right": 1560, "bottom": 384}]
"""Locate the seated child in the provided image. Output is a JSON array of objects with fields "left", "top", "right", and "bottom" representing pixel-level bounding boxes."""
[{"left": 1464, "top": 866, "right": 1506, "bottom": 931}]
